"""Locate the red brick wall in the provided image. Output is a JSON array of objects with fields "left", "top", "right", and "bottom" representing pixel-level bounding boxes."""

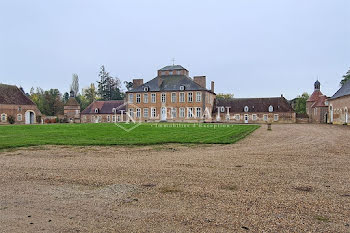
[{"left": 0, "top": 104, "right": 41, "bottom": 124}]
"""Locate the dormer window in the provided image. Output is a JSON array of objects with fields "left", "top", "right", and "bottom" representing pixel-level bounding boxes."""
[
  {"left": 269, "top": 105, "right": 274, "bottom": 112},
  {"left": 143, "top": 86, "right": 149, "bottom": 92},
  {"left": 95, "top": 108, "right": 99, "bottom": 113},
  {"left": 220, "top": 106, "right": 225, "bottom": 113},
  {"left": 112, "top": 108, "right": 116, "bottom": 113},
  {"left": 244, "top": 106, "right": 249, "bottom": 112},
  {"left": 180, "top": 85, "right": 185, "bottom": 91}
]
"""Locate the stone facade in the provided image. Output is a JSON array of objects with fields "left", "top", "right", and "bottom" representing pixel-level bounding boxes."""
[
  {"left": 215, "top": 97, "right": 296, "bottom": 124},
  {"left": 81, "top": 100, "right": 126, "bottom": 123},
  {"left": 0, "top": 84, "right": 41, "bottom": 125},
  {"left": 328, "top": 79, "right": 350, "bottom": 125}
]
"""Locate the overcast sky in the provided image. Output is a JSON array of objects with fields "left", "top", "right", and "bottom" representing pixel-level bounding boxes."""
[{"left": 0, "top": 0, "right": 349, "bottom": 99}]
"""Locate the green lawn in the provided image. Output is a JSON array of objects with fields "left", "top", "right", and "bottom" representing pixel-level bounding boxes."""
[{"left": 0, "top": 123, "right": 260, "bottom": 150}]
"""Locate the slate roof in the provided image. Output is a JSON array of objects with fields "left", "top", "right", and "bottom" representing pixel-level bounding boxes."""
[
  {"left": 330, "top": 79, "right": 350, "bottom": 99},
  {"left": 0, "top": 84, "right": 35, "bottom": 105},
  {"left": 215, "top": 97, "right": 294, "bottom": 113},
  {"left": 65, "top": 97, "right": 80, "bottom": 106},
  {"left": 81, "top": 100, "right": 125, "bottom": 114},
  {"left": 127, "top": 75, "right": 210, "bottom": 93},
  {"left": 159, "top": 65, "right": 187, "bottom": 71}
]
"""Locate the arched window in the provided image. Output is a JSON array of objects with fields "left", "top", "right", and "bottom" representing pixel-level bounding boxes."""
[
  {"left": 112, "top": 108, "right": 116, "bottom": 113},
  {"left": 17, "top": 114, "right": 22, "bottom": 121},
  {"left": 220, "top": 106, "right": 225, "bottom": 112},
  {"left": 1, "top": 113, "right": 6, "bottom": 122},
  {"left": 244, "top": 106, "right": 249, "bottom": 112},
  {"left": 95, "top": 108, "right": 99, "bottom": 113},
  {"left": 268, "top": 105, "right": 274, "bottom": 112}
]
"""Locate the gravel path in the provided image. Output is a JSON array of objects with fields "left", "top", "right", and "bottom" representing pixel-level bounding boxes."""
[{"left": 0, "top": 124, "right": 350, "bottom": 232}]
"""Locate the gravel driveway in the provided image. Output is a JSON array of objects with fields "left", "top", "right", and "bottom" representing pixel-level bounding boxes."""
[{"left": 0, "top": 124, "right": 350, "bottom": 232}]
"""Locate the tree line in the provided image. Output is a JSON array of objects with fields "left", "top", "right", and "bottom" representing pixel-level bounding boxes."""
[{"left": 28, "top": 65, "right": 127, "bottom": 116}]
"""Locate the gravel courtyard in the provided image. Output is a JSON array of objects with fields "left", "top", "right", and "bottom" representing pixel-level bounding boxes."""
[{"left": 0, "top": 124, "right": 350, "bottom": 232}]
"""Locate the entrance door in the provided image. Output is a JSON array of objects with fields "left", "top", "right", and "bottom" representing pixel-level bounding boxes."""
[
  {"left": 244, "top": 114, "right": 249, "bottom": 124},
  {"left": 25, "top": 111, "right": 35, "bottom": 124},
  {"left": 161, "top": 107, "right": 167, "bottom": 121},
  {"left": 345, "top": 109, "right": 348, "bottom": 124},
  {"left": 330, "top": 106, "right": 334, "bottom": 123}
]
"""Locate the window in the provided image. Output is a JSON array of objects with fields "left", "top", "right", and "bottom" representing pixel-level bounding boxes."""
[
  {"left": 112, "top": 115, "right": 116, "bottom": 122},
  {"left": 244, "top": 106, "right": 249, "bottom": 112},
  {"left": 171, "top": 93, "right": 176, "bottom": 103},
  {"left": 107, "top": 115, "right": 111, "bottom": 122},
  {"left": 1, "top": 113, "right": 7, "bottom": 122},
  {"left": 268, "top": 105, "right": 273, "bottom": 112},
  {"left": 188, "top": 92, "right": 193, "bottom": 102},
  {"left": 169, "top": 71, "right": 173, "bottom": 75},
  {"left": 98, "top": 116, "right": 102, "bottom": 122},
  {"left": 18, "top": 106, "right": 22, "bottom": 112},
  {"left": 196, "top": 107, "right": 201, "bottom": 118},
  {"left": 136, "top": 94, "right": 141, "bottom": 103},
  {"left": 177, "top": 70, "right": 181, "bottom": 75},
  {"left": 144, "top": 93, "right": 149, "bottom": 103},
  {"left": 91, "top": 116, "right": 95, "bottom": 122},
  {"left": 17, "top": 114, "right": 22, "bottom": 121},
  {"left": 180, "top": 85, "right": 185, "bottom": 91},
  {"left": 263, "top": 114, "right": 268, "bottom": 121},
  {"left": 112, "top": 108, "right": 116, "bottom": 113},
  {"left": 221, "top": 106, "right": 225, "bottom": 113},
  {"left": 151, "top": 108, "right": 157, "bottom": 118},
  {"left": 129, "top": 108, "right": 134, "bottom": 118},
  {"left": 274, "top": 114, "right": 279, "bottom": 121},
  {"left": 143, "top": 108, "right": 149, "bottom": 118},
  {"left": 161, "top": 71, "right": 165, "bottom": 75},
  {"left": 235, "top": 114, "right": 240, "bottom": 121},
  {"left": 143, "top": 86, "right": 149, "bottom": 92},
  {"left": 151, "top": 93, "right": 156, "bottom": 103},
  {"left": 128, "top": 94, "right": 134, "bottom": 103},
  {"left": 179, "top": 93, "right": 185, "bottom": 102},
  {"left": 95, "top": 108, "right": 99, "bottom": 113},
  {"left": 187, "top": 107, "right": 193, "bottom": 118},
  {"left": 179, "top": 108, "right": 185, "bottom": 118},
  {"left": 117, "top": 115, "right": 121, "bottom": 122},
  {"left": 136, "top": 108, "right": 141, "bottom": 118},
  {"left": 75, "top": 110, "right": 79, "bottom": 115},
  {"left": 171, "top": 108, "right": 177, "bottom": 118},
  {"left": 161, "top": 93, "right": 166, "bottom": 103},
  {"left": 196, "top": 92, "right": 201, "bottom": 102},
  {"left": 252, "top": 114, "right": 257, "bottom": 121}
]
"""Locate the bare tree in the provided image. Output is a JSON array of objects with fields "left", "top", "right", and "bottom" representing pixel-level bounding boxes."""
[{"left": 70, "top": 74, "right": 79, "bottom": 96}]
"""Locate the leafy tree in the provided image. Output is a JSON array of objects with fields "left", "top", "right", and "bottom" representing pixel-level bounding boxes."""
[
  {"left": 63, "top": 92, "right": 70, "bottom": 103},
  {"left": 294, "top": 92, "right": 309, "bottom": 114},
  {"left": 97, "top": 65, "right": 123, "bottom": 100},
  {"left": 216, "top": 93, "right": 234, "bottom": 101},
  {"left": 83, "top": 83, "right": 97, "bottom": 103},
  {"left": 124, "top": 81, "right": 133, "bottom": 91},
  {"left": 70, "top": 74, "right": 79, "bottom": 96},
  {"left": 340, "top": 68, "right": 350, "bottom": 86},
  {"left": 29, "top": 88, "right": 64, "bottom": 116}
]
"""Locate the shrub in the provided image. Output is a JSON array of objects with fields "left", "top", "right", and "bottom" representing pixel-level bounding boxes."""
[{"left": 8, "top": 115, "right": 15, "bottom": 124}]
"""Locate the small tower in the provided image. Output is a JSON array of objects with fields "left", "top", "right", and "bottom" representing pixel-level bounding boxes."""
[
  {"left": 64, "top": 91, "right": 81, "bottom": 123},
  {"left": 314, "top": 80, "right": 321, "bottom": 91}
]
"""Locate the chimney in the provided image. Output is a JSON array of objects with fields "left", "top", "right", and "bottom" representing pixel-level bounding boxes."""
[
  {"left": 281, "top": 94, "right": 283, "bottom": 98},
  {"left": 132, "top": 79, "right": 143, "bottom": 88},
  {"left": 211, "top": 81, "right": 215, "bottom": 93},
  {"left": 193, "top": 76, "right": 206, "bottom": 88}
]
